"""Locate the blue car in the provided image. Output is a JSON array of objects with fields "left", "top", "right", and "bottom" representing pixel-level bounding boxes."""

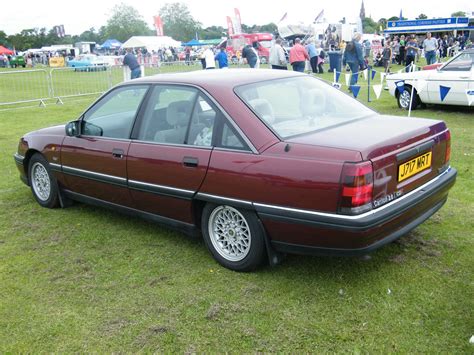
[{"left": 67, "top": 54, "right": 109, "bottom": 71}]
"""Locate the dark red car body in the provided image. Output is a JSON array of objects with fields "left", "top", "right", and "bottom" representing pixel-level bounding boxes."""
[{"left": 14, "top": 69, "right": 456, "bottom": 269}]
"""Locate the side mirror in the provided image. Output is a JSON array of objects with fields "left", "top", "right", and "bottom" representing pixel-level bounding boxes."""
[{"left": 65, "top": 120, "right": 80, "bottom": 137}]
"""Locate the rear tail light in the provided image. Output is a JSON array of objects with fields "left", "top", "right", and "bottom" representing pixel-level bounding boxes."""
[
  {"left": 445, "top": 130, "right": 451, "bottom": 164},
  {"left": 339, "top": 161, "right": 373, "bottom": 215}
]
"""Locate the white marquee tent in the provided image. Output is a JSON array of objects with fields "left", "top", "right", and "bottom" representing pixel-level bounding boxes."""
[{"left": 121, "top": 36, "right": 182, "bottom": 50}]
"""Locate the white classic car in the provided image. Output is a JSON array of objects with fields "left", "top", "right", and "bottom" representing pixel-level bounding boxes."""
[{"left": 387, "top": 49, "right": 474, "bottom": 109}]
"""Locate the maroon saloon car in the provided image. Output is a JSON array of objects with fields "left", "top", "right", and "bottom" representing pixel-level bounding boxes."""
[{"left": 14, "top": 69, "right": 456, "bottom": 271}]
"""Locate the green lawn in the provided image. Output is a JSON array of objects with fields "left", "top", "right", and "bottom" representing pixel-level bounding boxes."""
[{"left": 0, "top": 63, "right": 473, "bottom": 352}]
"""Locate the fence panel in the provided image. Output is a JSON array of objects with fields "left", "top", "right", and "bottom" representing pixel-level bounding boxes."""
[
  {"left": 50, "top": 66, "right": 113, "bottom": 100},
  {"left": 0, "top": 69, "right": 50, "bottom": 106}
]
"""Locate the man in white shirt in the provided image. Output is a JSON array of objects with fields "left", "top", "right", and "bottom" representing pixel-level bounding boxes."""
[
  {"left": 269, "top": 38, "right": 287, "bottom": 70},
  {"left": 423, "top": 32, "right": 438, "bottom": 65},
  {"left": 203, "top": 46, "right": 216, "bottom": 69}
]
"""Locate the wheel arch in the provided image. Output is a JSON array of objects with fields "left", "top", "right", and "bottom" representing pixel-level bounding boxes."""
[{"left": 23, "top": 149, "right": 42, "bottom": 177}]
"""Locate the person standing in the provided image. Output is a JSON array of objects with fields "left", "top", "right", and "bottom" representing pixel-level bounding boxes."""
[
  {"left": 405, "top": 35, "right": 418, "bottom": 72},
  {"left": 123, "top": 48, "right": 141, "bottom": 79},
  {"left": 382, "top": 40, "right": 392, "bottom": 73},
  {"left": 242, "top": 44, "right": 258, "bottom": 68},
  {"left": 316, "top": 43, "right": 325, "bottom": 74},
  {"left": 423, "top": 32, "right": 438, "bottom": 65},
  {"left": 214, "top": 47, "right": 228, "bottom": 69},
  {"left": 306, "top": 40, "right": 318, "bottom": 74},
  {"left": 342, "top": 33, "right": 365, "bottom": 87},
  {"left": 202, "top": 46, "right": 215, "bottom": 69},
  {"left": 289, "top": 38, "right": 309, "bottom": 72},
  {"left": 399, "top": 35, "right": 406, "bottom": 65},
  {"left": 269, "top": 38, "right": 287, "bottom": 70}
]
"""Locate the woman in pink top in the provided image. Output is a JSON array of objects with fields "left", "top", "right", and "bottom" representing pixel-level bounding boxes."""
[{"left": 289, "top": 38, "right": 310, "bottom": 72}]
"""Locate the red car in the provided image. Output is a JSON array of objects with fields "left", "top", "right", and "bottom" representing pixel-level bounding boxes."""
[{"left": 14, "top": 69, "right": 456, "bottom": 271}]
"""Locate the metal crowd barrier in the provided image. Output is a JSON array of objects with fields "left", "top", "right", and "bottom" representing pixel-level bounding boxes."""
[
  {"left": 0, "top": 61, "right": 204, "bottom": 107},
  {"left": 0, "top": 69, "right": 51, "bottom": 107}
]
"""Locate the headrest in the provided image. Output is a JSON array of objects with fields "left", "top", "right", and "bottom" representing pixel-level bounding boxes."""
[
  {"left": 166, "top": 100, "right": 193, "bottom": 127},
  {"left": 301, "top": 88, "right": 326, "bottom": 117},
  {"left": 249, "top": 98, "right": 275, "bottom": 124}
]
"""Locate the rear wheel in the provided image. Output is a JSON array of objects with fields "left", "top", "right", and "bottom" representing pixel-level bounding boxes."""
[
  {"left": 260, "top": 56, "right": 268, "bottom": 65},
  {"left": 397, "top": 86, "right": 419, "bottom": 110},
  {"left": 28, "top": 154, "right": 59, "bottom": 208},
  {"left": 202, "top": 204, "right": 266, "bottom": 271}
]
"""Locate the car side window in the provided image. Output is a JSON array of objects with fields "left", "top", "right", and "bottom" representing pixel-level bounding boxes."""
[
  {"left": 136, "top": 85, "right": 198, "bottom": 144},
  {"left": 188, "top": 95, "right": 217, "bottom": 147},
  {"left": 442, "top": 53, "right": 474, "bottom": 72},
  {"left": 218, "top": 120, "right": 249, "bottom": 151},
  {"left": 82, "top": 85, "right": 148, "bottom": 139}
]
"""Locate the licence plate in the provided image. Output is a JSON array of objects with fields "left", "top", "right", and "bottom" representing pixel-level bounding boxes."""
[{"left": 398, "top": 152, "right": 432, "bottom": 182}]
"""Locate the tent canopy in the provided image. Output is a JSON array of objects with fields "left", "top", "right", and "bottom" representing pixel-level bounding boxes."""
[
  {"left": 182, "top": 39, "right": 205, "bottom": 46},
  {"left": 122, "top": 36, "right": 181, "bottom": 50},
  {"left": 0, "top": 45, "right": 14, "bottom": 55},
  {"left": 100, "top": 39, "right": 122, "bottom": 49}
]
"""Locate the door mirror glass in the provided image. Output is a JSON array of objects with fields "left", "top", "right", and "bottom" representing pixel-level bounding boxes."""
[{"left": 65, "top": 120, "right": 80, "bottom": 136}]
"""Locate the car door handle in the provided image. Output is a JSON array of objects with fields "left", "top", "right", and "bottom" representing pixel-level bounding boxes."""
[
  {"left": 112, "top": 148, "right": 124, "bottom": 159},
  {"left": 183, "top": 156, "right": 198, "bottom": 167},
  {"left": 459, "top": 76, "right": 470, "bottom": 79}
]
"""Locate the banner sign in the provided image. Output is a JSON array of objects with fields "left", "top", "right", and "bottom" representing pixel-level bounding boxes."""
[
  {"left": 153, "top": 16, "right": 164, "bottom": 36},
  {"left": 234, "top": 8, "right": 242, "bottom": 34},
  {"left": 226, "top": 16, "right": 234, "bottom": 36}
]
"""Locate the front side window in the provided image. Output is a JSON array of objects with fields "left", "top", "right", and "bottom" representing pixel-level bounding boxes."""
[
  {"left": 442, "top": 52, "right": 474, "bottom": 72},
  {"left": 235, "top": 76, "right": 374, "bottom": 139},
  {"left": 82, "top": 85, "right": 148, "bottom": 138}
]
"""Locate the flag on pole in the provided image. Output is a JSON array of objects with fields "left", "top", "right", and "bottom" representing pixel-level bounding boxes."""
[
  {"left": 226, "top": 16, "right": 234, "bottom": 36},
  {"left": 314, "top": 10, "right": 324, "bottom": 23},
  {"left": 234, "top": 8, "right": 242, "bottom": 34},
  {"left": 371, "top": 69, "right": 377, "bottom": 80},
  {"left": 278, "top": 12, "right": 288, "bottom": 23},
  {"left": 153, "top": 16, "right": 164, "bottom": 36}
]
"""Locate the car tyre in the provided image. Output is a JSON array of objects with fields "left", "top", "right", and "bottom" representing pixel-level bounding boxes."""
[
  {"left": 397, "top": 86, "right": 419, "bottom": 110},
  {"left": 202, "top": 203, "right": 266, "bottom": 272},
  {"left": 260, "top": 56, "right": 268, "bottom": 65},
  {"left": 28, "top": 154, "right": 60, "bottom": 208}
]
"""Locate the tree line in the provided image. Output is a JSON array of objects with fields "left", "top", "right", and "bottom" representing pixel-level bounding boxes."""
[
  {"left": 1, "top": 3, "right": 466, "bottom": 51},
  {"left": 0, "top": 2, "right": 276, "bottom": 51}
]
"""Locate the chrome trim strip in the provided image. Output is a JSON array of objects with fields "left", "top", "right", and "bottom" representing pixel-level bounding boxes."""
[
  {"left": 128, "top": 179, "right": 195, "bottom": 196},
  {"left": 62, "top": 165, "right": 126, "bottom": 183},
  {"left": 196, "top": 192, "right": 253, "bottom": 206},
  {"left": 14, "top": 153, "right": 25, "bottom": 163},
  {"left": 131, "top": 139, "right": 213, "bottom": 150},
  {"left": 49, "top": 163, "right": 62, "bottom": 169},
  {"left": 254, "top": 168, "right": 452, "bottom": 221}
]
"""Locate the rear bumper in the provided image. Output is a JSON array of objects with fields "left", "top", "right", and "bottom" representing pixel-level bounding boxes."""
[{"left": 257, "top": 167, "right": 456, "bottom": 256}]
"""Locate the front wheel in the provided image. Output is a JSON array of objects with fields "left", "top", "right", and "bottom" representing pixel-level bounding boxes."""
[
  {"left": 202, "top": 204, "right": 266, "bottom": 272},
  {"left": 397, "top": 87, "right": 419, "bottom": 110},
  {"left": 28, "top": 154, "right": 59, "bottom": 208}
]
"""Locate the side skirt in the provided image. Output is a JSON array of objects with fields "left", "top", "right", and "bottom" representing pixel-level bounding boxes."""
[{"left": 62, "top": 189, "right": 201, "bottom": 238}]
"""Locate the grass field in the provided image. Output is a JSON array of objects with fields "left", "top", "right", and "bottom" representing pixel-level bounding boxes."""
[{"left": 0, "top": 62, "right": 473, "bottom": 352}]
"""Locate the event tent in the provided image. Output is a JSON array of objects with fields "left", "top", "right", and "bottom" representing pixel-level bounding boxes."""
[
  {"left": 0, "top": 45, "right": 14, "bottom": 55},
  {"left": 122, "top": 36, "right": 181, "bottom": 50},
  {"left": 182, "top": 39, "right": 205, "bottom": 46},
  {"left": 100, "top": 39, "right": 122, "bottom": 49}
]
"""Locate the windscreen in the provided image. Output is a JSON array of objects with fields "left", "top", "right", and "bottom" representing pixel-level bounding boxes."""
[{"left": 235, "top": 76, "right": 374, "bottom": 138}]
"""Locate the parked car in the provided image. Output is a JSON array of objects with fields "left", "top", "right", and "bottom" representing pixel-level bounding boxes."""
[
  {"left": 387, "top": 49, "right": 474, "bottom": 109},
  {"left": 9, "top": 55, "right": 26, "bottom": 68},
  {"left": 14, "top": 69, "right": 456, "bottom": 271},
  {"left": 67, "top": 54, "right": 109, "bottom": 71}
]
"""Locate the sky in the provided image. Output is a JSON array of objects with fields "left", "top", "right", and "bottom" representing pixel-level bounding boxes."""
[{"left": 1, "top": 0, "right": 473, "bottom": 36}]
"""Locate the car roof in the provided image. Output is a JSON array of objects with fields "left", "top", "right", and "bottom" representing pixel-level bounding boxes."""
[{"left": 121, "top": 69, "right": 305, "bottom": 88}]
